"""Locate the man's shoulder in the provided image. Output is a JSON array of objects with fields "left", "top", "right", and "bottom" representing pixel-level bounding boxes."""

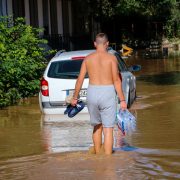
[
  {"left": 85, "top": 51, "right": 116, "bottom": 61},
  {"left": 85, "top": 52, "right": 99, "bottom": 62},
  {"left": 106, "top": 53, "right": 117, "bottom": 62},
  {"left": 108, "top": 52, "right": 116, "bottom": 58},
  {"left": 85, "top": 52, "right": 96, "bottom": 59}
]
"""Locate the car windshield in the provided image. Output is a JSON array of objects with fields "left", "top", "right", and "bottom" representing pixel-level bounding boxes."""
[{"left": 47, "top": 59, "right": 87, "bottom": 79}]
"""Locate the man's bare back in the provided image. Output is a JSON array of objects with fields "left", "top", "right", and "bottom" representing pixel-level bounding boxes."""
[{"left": 85, "top": 51, "right": 117, "bottom": 85}]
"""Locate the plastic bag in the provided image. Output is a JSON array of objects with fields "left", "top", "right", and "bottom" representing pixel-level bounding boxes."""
[{"left": 116, "top": 109, "right": 136, "bottom": 136}]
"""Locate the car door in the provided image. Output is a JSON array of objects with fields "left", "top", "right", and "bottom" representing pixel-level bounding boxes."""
[{"left": 114, "top": 53, "right": 135, "bottom": 105}]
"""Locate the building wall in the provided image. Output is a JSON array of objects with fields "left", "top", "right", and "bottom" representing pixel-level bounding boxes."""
[
  {"left": 24, "top": 0, "right": 30, "bottom": 24},
  {"left": 12, "top": 0, "right": 25, "bottom": 18},
  {"left": 37, "top": 0, "right": 43, "bottom": 29},
  {"left": 0, "top": 0, "right": 72, "bottom": 36},
  {"left": 0, "top": 0, "right": 7, "bottom": 15},
  {"left": 57, "top": 0, "right": 63, "bottom": 34},
  {"left": 0, "top": 0, "right": 94, "bottom": 50}
]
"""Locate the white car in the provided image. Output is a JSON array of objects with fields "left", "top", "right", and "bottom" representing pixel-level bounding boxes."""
[{"left": 39, "top": 48, "right": 140, "bottom": 115}]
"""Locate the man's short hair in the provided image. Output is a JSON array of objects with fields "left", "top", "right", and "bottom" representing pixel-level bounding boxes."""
[{"left": 95, "top": 33, "right": 108, "bottom": 44}]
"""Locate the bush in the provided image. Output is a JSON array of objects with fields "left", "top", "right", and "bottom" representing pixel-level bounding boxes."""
[{"left": 0, "top": 16, "right": 52, "bottom": 108}]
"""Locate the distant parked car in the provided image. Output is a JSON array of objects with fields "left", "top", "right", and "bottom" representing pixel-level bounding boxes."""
[{"left": 39, "top": 48, "right": 141, "bottom": 114}]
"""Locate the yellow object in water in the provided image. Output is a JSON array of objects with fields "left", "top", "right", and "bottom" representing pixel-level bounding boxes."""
[{"left": 121, "top": 44, "right": 133, "bottom": 57}]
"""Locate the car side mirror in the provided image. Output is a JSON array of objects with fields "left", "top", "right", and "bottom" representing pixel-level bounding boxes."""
[{"left": 128, "top": 65, "right": 141, "bottom": 72}]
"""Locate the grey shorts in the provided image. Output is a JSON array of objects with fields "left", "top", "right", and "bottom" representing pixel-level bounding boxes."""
[{"left": 87, "top": 84, "right": 117, "bottom": 128}]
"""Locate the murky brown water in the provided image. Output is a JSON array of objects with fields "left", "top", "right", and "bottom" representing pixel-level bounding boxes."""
[{"left": 0, "top": 54, "right": 180, "bottom": 179}]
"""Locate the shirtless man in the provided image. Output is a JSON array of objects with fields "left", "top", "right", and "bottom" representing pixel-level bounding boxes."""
[{"left": 71, "top": 33, "right": 127, "bottom": 155}]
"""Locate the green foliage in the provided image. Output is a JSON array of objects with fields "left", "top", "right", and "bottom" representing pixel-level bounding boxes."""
[
  {"left": 0, "top": 16, "right": 52, "bottom": 108},
  {"left": 77, "top": 0, "right": 116, "bottom": 20},
  {"left": 115, "top": 0, "right": 174, "bottom": 18},
  {"left": 165, "top": 1, "right": 180, "bottom": 37},
  {"left": 82, "top": 0, "right": 179, "bottom": 38},
  {"left": 115, "top": 0, "right": 180, "bottom": 38},
  {"left": 115, "top": 0, "right": 141, "bottom": 16}
]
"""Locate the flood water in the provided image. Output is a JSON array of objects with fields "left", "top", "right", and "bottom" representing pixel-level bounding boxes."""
[{"left": 0, "top": 54, "right": 180, "bottom": 179}]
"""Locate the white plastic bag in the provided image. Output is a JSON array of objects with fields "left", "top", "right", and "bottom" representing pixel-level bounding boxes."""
[{"left": 116, "top": 109, "right": 136, "bottom": 136}]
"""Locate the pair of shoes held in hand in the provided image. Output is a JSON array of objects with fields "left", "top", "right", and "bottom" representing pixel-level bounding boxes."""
[{"left": 64, "top": 100, "right": 85, "bottom": 118}]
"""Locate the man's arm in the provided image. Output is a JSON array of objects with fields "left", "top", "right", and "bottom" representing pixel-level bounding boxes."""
[
  {"left": 71, "top": 60, "right": 87, "bottom": 106},
  {"left": 111, "top": 57, "right": 127, "bottom": 110}
]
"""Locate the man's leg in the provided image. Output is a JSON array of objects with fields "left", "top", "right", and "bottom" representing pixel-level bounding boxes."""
[
  {"left": 103, "top": 127, "right": 114, "bottom": 155},
  {"left": 93, "top": 124, "right": 103, "bottom": 154}
]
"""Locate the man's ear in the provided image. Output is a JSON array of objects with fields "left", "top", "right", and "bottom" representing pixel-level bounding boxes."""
[
  {"left": 94, "top": 42, "right": 97, "bottom": 48},
  {"left": 104, "top": 41, "right": 109, "bottom": 48}
]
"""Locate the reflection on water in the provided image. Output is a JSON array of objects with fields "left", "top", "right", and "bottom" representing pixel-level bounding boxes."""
[
  {"left": 0, "top": 56, "right": 180, "bottom": 179},
  {"left": 134, "top": 148, "right": 180, "bottom": 179},
  {"left": 128, "top": 54, "right": 180, "bottom": 76},
  {"left": 42, "top": 119, "right": 92, "bottom": 153},
  {"left": 138, "top": 71, "right": 180, "bottom": 85},
  {"left": 41, "top": 115, "right": 134, "bottom": 153}
]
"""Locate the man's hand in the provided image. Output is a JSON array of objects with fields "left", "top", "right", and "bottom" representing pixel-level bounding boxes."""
[
  {"left": 71, "top": 99, "right": 78, "bottom": 106},
  {"left": 120, "top": 101, "right": 127, "bottom": 110}
]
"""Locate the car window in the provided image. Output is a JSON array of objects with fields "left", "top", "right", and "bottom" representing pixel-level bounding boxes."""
[
  {"left": 114, "top": 53, "right": 128, "bottom": 72},
  {"left": 47, "top": 60, "right": 86, "bottom": 79}
]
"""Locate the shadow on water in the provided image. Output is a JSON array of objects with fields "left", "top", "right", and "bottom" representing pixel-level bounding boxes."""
[{"left": 137, "top": 71, "right": 180, "bottom": 85}]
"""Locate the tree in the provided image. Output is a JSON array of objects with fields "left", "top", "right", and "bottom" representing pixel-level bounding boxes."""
[
  {"left": 0, "top": 16, "right": 52, "bottom": 108},
  {"left": 76, "top": 0, "right": 179, "bottom": 39},
  {"left": 114, "top": 0, "right": 179, "bottom": 38},
  {"left": 165, "top": 1, "right": 180, "bottom": 37}
]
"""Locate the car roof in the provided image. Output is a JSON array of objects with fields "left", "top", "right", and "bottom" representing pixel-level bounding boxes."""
[
  {"left": 51, "top": 50, "right": 95, "bottom": 62},
  {"left": 50, "top": 49, "right": 117, "bottom": 62}
]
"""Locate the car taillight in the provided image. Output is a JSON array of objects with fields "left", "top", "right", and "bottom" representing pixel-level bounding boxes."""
[{"left": 41, "top": 78, "right": 49, "bottom": 96}]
